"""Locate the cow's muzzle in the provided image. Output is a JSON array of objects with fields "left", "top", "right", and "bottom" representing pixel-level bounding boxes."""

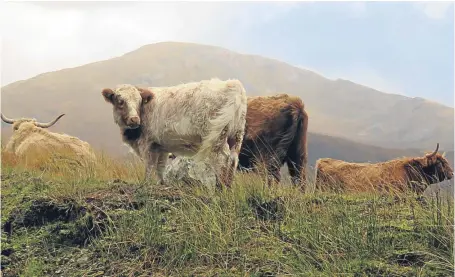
[{"left": 126, "top": 116, "right": 140, "bottom": 129}]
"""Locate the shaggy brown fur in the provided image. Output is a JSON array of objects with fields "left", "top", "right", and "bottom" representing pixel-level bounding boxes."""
[
  {"left": 314, "top": 143, "right": 454, "bottom": 195},
  {"left": 237, "top": 94, "right": 309, "bottom": 189}
]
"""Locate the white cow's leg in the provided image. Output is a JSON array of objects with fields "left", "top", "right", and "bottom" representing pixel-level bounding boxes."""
[
  {"left": 144, "top": 151, "right": 159, "bottom": 182},
  {"left": 207, "top": 126, "right": 233, "bottom": 188},
  {"left": 223, "top": 150, "right": 236, "bottom": 188},
  {"left": 156, "top": 152, "right": 168, "bottom": 186},
  {"left": 213, "top": 144, "right": 232, "bottom": 188},
  {"left": 222, "top": 129, "right": 245, "bottom": 187},
  {"left": 202, "top": 126, "right": 226, "bottom": 188},
  {"left": 227, "top": 129, "right": 244, "bottom": 174}
]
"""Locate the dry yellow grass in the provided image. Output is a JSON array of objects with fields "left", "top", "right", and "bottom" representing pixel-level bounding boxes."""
[{"left": 1, "top": 144, "right": 144, "bottom": 183}]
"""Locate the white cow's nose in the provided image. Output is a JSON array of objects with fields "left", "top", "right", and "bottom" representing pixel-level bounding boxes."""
[{"left": 127, "top": 116, "right": 140, "bottom": 126}]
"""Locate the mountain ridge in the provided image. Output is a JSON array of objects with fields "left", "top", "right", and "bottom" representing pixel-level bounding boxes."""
[{"left": 4, "top": 41, "right": 453, "bottom": 109}]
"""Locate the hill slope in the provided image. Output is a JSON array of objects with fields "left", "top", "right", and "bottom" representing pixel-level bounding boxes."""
[
  {"left": 1, "top": 154, "right": 453, "bottom": 276},
  {"left": 1, "top": 41, "right": 453, "bottom": 163}
]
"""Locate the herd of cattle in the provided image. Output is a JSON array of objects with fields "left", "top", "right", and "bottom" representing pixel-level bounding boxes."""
[{"left": 1, "top": 78, "right": 453, "bottom": 194}]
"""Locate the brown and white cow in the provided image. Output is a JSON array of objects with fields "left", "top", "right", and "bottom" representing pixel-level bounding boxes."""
[
  {"left": 314, "top": 143, "right": 454, "bottom": 195},
  {"left": 237, "top": 93, "right": 309, "bottom": 189},
  {"left": 1, "top": 113, "right": 96, "bottom": 162},
  {"left": 101, "top": 78, "right": 248, "bottom": 188}
]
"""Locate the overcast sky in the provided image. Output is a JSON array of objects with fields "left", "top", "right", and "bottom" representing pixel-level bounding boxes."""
[{"left": 1, "top": 1, "right": 454, "bottom": 107}]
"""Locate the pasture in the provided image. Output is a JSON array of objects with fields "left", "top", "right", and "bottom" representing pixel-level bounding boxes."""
[{"left": 1, "top": 149, "right": 453, "bottom": 277}]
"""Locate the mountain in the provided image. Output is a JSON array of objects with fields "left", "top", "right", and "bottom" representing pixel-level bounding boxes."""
[{"left": 1, "top": 41, "right": 453, "bottom": 166}]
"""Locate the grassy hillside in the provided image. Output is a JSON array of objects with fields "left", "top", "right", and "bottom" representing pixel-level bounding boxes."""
[
  {"left": 1, "top": 150, "right": 453, "bottom": 277},
  {"left": 1, "top": 41, "right": 453, "bottom": 156}
]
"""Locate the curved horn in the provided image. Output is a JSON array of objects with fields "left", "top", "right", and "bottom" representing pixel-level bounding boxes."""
[
  {"left": 427, "top": 143, "right": 439, "bottom": 157},
  {"left": 1, "top": 113, "right": 16, "bottom": 124},
  {"left": 35, "top": 114, "right": 65, "bottom": 128}
]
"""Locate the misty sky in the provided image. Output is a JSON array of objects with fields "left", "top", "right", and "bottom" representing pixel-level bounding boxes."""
[{"left": 1, "top": 1, "right": 454, "bottom": 107}]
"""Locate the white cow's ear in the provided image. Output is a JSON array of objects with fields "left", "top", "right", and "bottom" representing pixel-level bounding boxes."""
[
  {"left": 102, "top": 88, "right": 115, "bottom": 103},
  {"left": 137, "top": 87, "right": 154, "bottom": 104}
]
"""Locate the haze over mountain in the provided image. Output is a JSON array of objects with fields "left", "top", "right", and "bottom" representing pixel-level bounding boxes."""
[{"left": 1, "top": 42, "right": 453, "bottom": 168}]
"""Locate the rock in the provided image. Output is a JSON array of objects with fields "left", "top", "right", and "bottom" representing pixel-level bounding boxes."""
[
  {"left": 423, "top": 179, "right": 454, "bottom": 201},
  {"left": 163, "top": 156, "right": 217, "bottom": 190}
]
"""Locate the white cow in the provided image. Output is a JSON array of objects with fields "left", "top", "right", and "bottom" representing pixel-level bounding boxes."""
[{"left": 101, "top": 78, "right": 248, "bottom": 188}]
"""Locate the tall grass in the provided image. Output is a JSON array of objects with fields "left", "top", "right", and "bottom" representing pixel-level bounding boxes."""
[
  {"left": 1, "top": 146, "right": 146, "bottom": 201},
  {"left": 1, "top": 147, "right": 454, "bottom": 276}
]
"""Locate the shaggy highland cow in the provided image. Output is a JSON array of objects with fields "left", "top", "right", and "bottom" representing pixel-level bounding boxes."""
[
  {"left": 1, "top": 113, "right": 96, "bottom": 162},
  {"left": 314, "top": 143, "right": 454, "bottom": 194},
  {"left": 237, "top": 94, "right": 309, "bottom": 189}
]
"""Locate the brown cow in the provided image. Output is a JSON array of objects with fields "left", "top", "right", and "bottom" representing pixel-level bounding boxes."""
[
  {"left": 237, "top": 93, "right": 309, "bottom": 189},
  {"left": 314, "top": 143, "right": 454, "bottom": 195}
]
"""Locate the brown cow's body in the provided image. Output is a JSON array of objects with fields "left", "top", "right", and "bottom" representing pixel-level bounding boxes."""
[
  {"left": 314, "top": 143, "right": 453, "bottom": 194},
  {"left": 237, "top": 94, "right": 309, "bottom": 188}
]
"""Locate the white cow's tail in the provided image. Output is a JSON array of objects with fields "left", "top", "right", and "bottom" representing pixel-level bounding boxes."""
[{"left": 192, "top": 80, "right": 247, "bottom": 163}]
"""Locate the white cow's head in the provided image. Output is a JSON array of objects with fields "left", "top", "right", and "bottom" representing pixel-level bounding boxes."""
[{"left": 101, "top": 84, "right": 153, "bottom": 130}]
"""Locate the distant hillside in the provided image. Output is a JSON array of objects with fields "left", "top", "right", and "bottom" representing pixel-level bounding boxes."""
[{"left": 1, "top": 41, "right": 453, "bottom": 165}]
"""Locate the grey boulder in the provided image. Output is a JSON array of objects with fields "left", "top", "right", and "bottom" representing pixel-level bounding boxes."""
[{"left": 163, "top": 156, "right": 217, "bottom": 191}]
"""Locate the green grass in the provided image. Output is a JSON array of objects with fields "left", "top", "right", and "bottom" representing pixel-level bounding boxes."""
[{"left": 1, "top": 150, "right": 454, "bottom": 277}]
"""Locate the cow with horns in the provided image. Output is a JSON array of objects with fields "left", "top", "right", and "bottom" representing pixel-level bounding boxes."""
[
  {"left": 314, "top": 143, "right": 454, "bottom": 195},
  {"left": 1, "top": 113, "right": 96, "bottom": 162}
]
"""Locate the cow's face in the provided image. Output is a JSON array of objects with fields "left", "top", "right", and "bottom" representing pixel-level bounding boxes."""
[
  {"left": 410, "top": 153, "right": 454, "bottom": 186},
  {"left": 102, "top": 84, "right": 153, "bottom": 130},
  {"left": 425, "top": 154, "right": 454, "bottom": 182}
]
